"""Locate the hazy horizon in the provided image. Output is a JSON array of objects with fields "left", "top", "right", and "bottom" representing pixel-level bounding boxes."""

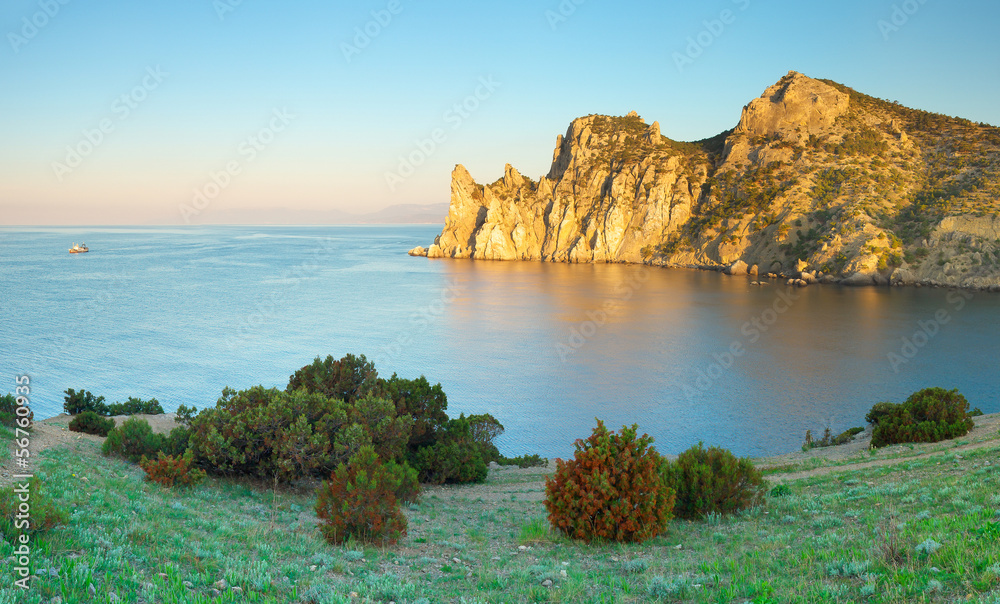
[{"left": 3, "top": 0, "right": 999, "bottom": 225}]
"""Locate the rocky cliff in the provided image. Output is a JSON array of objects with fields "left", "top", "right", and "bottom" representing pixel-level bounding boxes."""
[{"left": 417, "top": 71, "right": 1000, "bottom": 290}]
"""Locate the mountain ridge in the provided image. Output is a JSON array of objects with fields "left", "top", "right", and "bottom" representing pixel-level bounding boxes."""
[{"left": 415, "top": 71, "right": 1000, "bottom": 290}]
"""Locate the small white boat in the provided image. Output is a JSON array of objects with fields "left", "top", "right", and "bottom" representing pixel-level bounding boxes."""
[{"left": 69, "top": 242, "right": 89, "bottom": 254}]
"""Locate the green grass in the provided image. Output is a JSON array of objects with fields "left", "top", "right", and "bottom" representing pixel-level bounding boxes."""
[
  {"left": 2, "top": 441, "right": 1000, "bottom": 603},
  {"left": 760, "top": 429, "right": 1000, "bottom": 477}
]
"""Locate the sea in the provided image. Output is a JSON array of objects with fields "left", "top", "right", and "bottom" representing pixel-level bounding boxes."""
[{"left": 2, "top": 225, "right": 998, "bottom": 458}]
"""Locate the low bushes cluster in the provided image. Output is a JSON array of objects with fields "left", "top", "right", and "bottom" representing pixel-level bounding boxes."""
[
  {"left": 544, "top": 421, "right": 676, "bottom": 543},
  {"left": 802, "top": 426, "right": 865, "bottom": 450},
  {"left": 63, "top": 389, "right": 163, "bottom": 416},
  {"left": 183, "top": 354, "right": 528, "bottom": 488},
  {"left": 867, "top": 387, "right": 976, "bottom": 448},
  {"left": 64, "top": 354, "right": 540, "bottom": 544},
  {"left": 544, "top": 421, "right": 769, "bottom": 542},
  {"left": 497, "top": 453, "right": 547, "bottom": 468},
  {"left": 107, "top": 397, "right": 164, "bottom": 416},
  {"left": 140, "top": 450, "right": 207, "bottom": 488},
  {"left": 177, "top": 354, "right": 537, "bottom": 543},
  {"left": 68, "top": 411, "right": 115, "bottom": 436},
  {"left": 663, "top": 442, "right": 766, "bottom": 520}
]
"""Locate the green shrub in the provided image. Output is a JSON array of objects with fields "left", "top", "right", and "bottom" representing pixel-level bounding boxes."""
[
  {"left": 287, "top": 353, "right": 379, "bottom": 403},
  {"left": 63, "top": 388, "right": 108, "bottom": 415},
  {"left": 415, "top": 436, "right": 487, "bottom": 485},
  {"left": 377, "top": 374, "right": 449, "bottom": 452},
  {"left": 663, "top": 442, "right": 766, "bottom": 520},
  {"left": 188, "top": 386, "right": 349, "bottom": 482},
  {"left": 769, "top": 484, "right": 792, "bottom": 498},
  {"left": 140, "top": 450, "right": 207, "bottom": 488},
  {"left": 544, "top": 420, "right": 676, "bottom": 543},
  {"left": 187, "top": 385, "right": 414, "bottom": 484},
  {"left": 497, "top": 453, "right": 548, "bottom": 468},
  {"left": 869, "top": 387, "right": 975, "bottom": 448},
  {"left": 102, "top": 417, "right": 166, "bottom": 462},
  {"left": 413, "top": 414, "right": 493, "bottom": 484},
  {"left": 339, "top": 395, "right": 414, "bottom": 464},
  {"left": 106, "top": 396, "right": 164, "bottom": 416},
  {"left": 866, "top": 401, "right": 898, "bottom": 425},
  {"left": 315, "top": 446, "right": 410, "bottom": 545},
  {"left": 0, "top": 477, "right": 68, "bottom": 542},
  {"left": 161, "top": 425, "right": 192, "bottom": 457},
  {"left": 289, "top": 356, "right": 454, "bottom": 459},
  {"left": 68, "top": 411, "right": 115, "bottom": 437},
  {"left": 1, "top": 393, "right": 31, "bottom": 428}
]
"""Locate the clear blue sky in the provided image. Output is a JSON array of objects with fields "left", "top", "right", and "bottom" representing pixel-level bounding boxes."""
[{"left": 1, "top": 0, "right": 998, "bottom": 224}]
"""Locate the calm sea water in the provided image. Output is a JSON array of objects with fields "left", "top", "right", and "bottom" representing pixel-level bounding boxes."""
[{"left": 2, "top": 225, "right": 998, "bottom": 458}]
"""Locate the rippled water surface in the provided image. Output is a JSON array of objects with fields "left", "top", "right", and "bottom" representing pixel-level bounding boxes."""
[{"left": 2, "top": 225, "right": 998, "bottom": 457}]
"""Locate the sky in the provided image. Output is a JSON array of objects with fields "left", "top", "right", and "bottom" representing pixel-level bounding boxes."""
[{"left": 1, "top": 0, "right": 998, "bottom": 225}]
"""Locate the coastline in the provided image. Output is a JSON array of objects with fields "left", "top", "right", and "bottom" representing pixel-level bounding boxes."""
[{"left": 415, "top": 249, "right": 1000, "bottom": 294}]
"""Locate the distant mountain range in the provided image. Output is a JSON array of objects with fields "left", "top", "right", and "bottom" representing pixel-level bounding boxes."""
[{"left": 197, "top": 203, "right": 449, "bottom": 225}]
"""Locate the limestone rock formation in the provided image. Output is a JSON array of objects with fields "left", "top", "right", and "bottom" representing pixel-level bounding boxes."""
[{"left": 422, "top": 71, "right": 1000, "bottom": 290}]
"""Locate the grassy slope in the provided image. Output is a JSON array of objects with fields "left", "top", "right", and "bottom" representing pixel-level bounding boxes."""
[{"left": 2, "top": 439, "right": 1000, "bottom": 604}]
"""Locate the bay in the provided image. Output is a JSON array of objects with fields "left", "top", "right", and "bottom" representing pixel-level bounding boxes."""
[{"left": 1, "top": 225, "right": 997, "bottom": 458}]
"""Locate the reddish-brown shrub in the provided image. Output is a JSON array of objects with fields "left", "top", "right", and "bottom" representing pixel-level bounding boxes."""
[
  {"left": 140, "top": 450, "right": 207, "bottom": 488},
  {"left": 315, "top": 446, "right": 410, "bottom": 545},
  {"left": 544, "top": 420, "right": 675, "bottom": 544}
]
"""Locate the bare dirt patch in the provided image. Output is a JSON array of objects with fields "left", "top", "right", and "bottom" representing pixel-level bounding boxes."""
[{"left": 0, "top": 413, "right": 181, "bottom": 487}]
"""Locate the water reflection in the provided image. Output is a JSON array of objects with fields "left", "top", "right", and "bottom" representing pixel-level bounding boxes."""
[{"left": 429, "top": 258, "right": 999, "bottom": 458}]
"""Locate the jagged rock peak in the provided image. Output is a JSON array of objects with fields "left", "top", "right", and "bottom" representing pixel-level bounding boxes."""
[
  {"left": 502, "top": 163, "right": 523, "bottom": 189},
  {"left": 452, "top": 163, "right": 474, "bottom": 183},
  {"left": 644, "top": 120, "right": 662, "bottom": 144},
  {"left": 735, "top": 70, "right": 849, "bottom": 139}
]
